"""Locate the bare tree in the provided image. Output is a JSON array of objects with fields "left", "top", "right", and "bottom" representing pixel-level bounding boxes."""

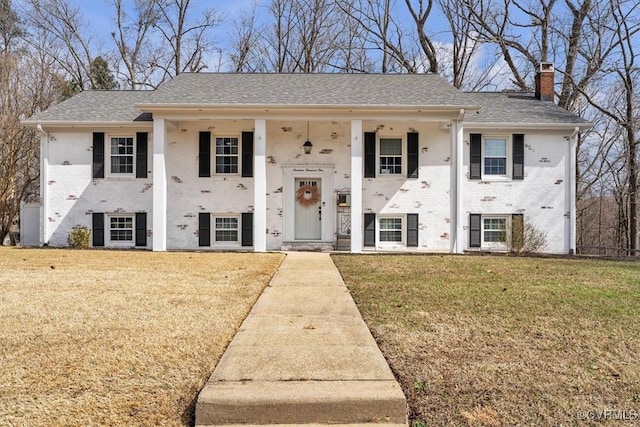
[
  {"left": 110, "top": 0, "right": 160, "bottom": 89},
  {"left": 21, "top": 0, "right": 95, "bottom": 90},
  {"left": 0, "top": 0, "right": 62, "bottom": 244},
  {"left": 339, "top": 0, "right": 420, "bottom": 73},
  {"left": 404, "top": 0, "right": 438, "bottom": 73},
  {"left": 228, "top": 2, "right": 260, "bottom": 73},
  {"left": 152, "top": 0, "right": 224, "bottom": 81}
]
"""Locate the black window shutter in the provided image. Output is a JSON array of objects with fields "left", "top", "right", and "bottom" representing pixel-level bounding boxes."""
[
  {"left": 513, "top": 134, "right": 524, "bottom": 180},
  {"left": 135, "top": 132, "right": 148, "bottom": 178},
  {"left": 470, "top": 133, "right": 482, "bottom": 180},
  {"left": 407, "top": 213, "right": 419, "bottom": 247},
  {"left": 199, "top": 132, "right": 211, "bottom": 178},
  {"left": 92, "top": 213, "right": 104, "bottom": 247},
  {"left": 198, "top": 213, "right": 210, "bottom": 246},
  {"left": 92, "top": 132, "right": 105, "bottom": 179},
  {"left": 241, "top": 212, "right": 253, "bottom": 246},
  {"left": 469, "top": 214, "right": 481, "bottom": 248},
  {"left": 364, "top": 213, "right": 376, "bottom": 247},
  {"left": 241, "top": 132, "right": 254, "bottom": 177},
  {"left": 364, "top": 132, "right": 376, "bottom": 178},
  {"left": 511, "top": 214, "right": 524, "bottom": 248},
  {"left": 407, "top": 132, "right": 419, "bottom": 178},
  {"left": 135, "top": 212, "right": 147, "bottom": 247}
]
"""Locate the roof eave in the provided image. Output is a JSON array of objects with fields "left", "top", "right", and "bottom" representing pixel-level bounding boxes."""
[
  {"left": 465, "top": 121, "right": 594, "bottom": 131},
  {"left": 22, "top": 120, "right": 154, "bottom": 128},
  {"left": 135, "top": 102, "right": 482, "bottom": 112}
]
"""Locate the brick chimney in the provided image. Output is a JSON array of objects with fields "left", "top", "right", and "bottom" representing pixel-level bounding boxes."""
[{"left": 535, "top": 62, "right": 555, "bottom": 101}]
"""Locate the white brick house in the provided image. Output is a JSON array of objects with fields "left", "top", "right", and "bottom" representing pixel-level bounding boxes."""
[{"left": 23, "top": 67, "right": 591, "bottom": 253}]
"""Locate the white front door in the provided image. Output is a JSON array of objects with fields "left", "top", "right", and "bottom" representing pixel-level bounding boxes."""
[{"left": 294, "top": 178, "right": 322, "bottom": 240}]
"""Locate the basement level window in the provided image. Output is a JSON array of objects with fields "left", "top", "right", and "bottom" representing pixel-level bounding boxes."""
[
  {"left": 214, "top": 216, "right": 239, "bottom": 243},
  {"left": 109, "top": 216, "right": 133, "bottom": 242}
]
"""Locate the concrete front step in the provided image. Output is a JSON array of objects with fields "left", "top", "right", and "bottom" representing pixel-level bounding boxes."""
[
  {"left": 195, "top": 252, "right": 408, "bottom": 427},
  {"left": 198, "top": 424, "right": 407, "bottom": 427},
  {"left": 195, "top": 380, "right": 407, "bottom": 425}
]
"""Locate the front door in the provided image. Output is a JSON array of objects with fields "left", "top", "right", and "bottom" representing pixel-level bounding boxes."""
[{"left": 294, "top": 178, "right": 322, "bottom": 240}]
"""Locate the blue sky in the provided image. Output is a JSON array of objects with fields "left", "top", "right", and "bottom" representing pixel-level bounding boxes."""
[{"left": 69, "top": 0, "right": 261, "bottom": 46}]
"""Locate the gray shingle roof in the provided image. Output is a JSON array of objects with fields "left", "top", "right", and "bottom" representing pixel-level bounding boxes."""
[
  {"left": 464, "top": 92, "right": 590, "bottom": 125},
  {"left": 145, "top": 73, "right": 476, "bottom": 107},
  {"left": 24, "top": 75, "right": 590, "bottom": 127},
  {"left": 24, "top": 91, "right": 153, "bottom": 124}
]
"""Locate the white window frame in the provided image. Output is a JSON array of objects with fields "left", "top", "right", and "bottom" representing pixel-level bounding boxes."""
[
  {"left": 377, "top": 136, "right": 404, "bottom": 176},
  {"left": 482, "top": 135, "right": 511, "bottom": 180},
  {"left": 481, "top": 215, "right": 509, "bottom": 250},
  {"left": 214, "top": 136, "right": 240, "bottom": 176},
  {"left": 212, "top": 215, "right": 240, "bottom": 246},
  {"left": 377, "top": 216, "right": 405, "bottom": 246},
  {"left": 108, "top": 214, "right": 134, "bottom": 246},
  {"left": 107, "top": 135, "right": 135, "bottom": 177}
]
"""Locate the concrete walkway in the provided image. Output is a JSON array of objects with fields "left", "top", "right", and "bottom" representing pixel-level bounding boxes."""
[{"left": 195, "top": 252, "right": 407, "bottom": 426}]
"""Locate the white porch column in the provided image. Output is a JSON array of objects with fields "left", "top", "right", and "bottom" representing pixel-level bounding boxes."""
[
  {"left": 254, "top": 119, "right": 267, "bottom": 252},
  {"left": 152, "top": 118, "right": 167, "bottom": 251},
  {"left": 450, "top": 119, "right": 465, "bottom": 254},
  {"left": 350, "top": 119, "right": 363, "bottom": 253},
  {"left": 38, "top": 127, "right": 49, "bottom": 246}
]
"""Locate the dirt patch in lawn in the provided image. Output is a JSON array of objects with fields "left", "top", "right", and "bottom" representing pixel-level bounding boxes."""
[
  {"left": 0, "top": 248, "right": 283, "bottom": 427},
  {"left": 333, "top": 254, "right": 640, "bottom": 426}
]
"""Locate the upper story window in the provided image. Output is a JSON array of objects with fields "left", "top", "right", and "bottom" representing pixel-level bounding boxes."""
[
  {"left": 470, "top": 133, "right": 524, "bottom": 181},
  {"left": 215, "top": 137, "right": 239, "bottom": 174},
  {"left": 379, "top": 138, "right": 403, "bottom": 175},
  {"left": 110, "top": 137, "right": 134, "bottom": 175},
  {"left": 483, "top": 138, "right": 507, "bottom": 176}
]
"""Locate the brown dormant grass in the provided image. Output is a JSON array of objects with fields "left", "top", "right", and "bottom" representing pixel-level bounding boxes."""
[
  {"left": 0, "top": 248, "right": 283, "bottom": 427},
  {"left": 333, "top": 254, "right": 640, "bottom": 426}
]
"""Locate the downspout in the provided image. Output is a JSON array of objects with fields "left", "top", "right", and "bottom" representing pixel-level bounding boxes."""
[
  {"left": 569, "top": 126, "right": 579, "bottom": 255},
  {"left": 37, "top": 124, "right": 48, "bottom": 247}
]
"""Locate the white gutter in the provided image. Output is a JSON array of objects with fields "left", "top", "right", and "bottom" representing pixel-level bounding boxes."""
[
  {"left": 466, "top": 122, "right": 594, "bottom": 131},
  {"left": 24, "top": 121, "right": 153, "bottom": 129},
  {"left": 135, "top": 102, "right": 482, "bottom": 112}
]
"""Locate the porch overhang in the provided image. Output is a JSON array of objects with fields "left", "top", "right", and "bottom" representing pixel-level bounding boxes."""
[{"left": 134, "top": 103, "right": 481, "bottom": 122}]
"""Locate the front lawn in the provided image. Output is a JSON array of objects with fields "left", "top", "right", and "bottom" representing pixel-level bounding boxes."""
[
  {"left": 333, "top": 254, "right": 640, "bottom": 426},
  {"left": 0, "top": 248, "right": 283, "bottom": 427}
]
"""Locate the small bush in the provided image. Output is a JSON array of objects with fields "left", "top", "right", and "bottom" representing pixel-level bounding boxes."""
[
  {"left": 507, "top": 215, "right": 548, "bottom": 254},
  {"left": 67, "top": 227, "right": 91, "bottom": 249}
]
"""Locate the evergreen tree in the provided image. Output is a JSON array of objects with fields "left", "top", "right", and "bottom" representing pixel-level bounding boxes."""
[{"left": 89, "top": 56, "right": 118, "bottom": 90}]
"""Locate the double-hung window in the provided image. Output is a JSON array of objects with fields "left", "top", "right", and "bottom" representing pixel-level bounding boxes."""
[
  {"left": 109, "top": 216, "right": 133, "bottom": 242},
  {"left": 110, "top": 137, "right": 134, "bottom": 175},
  {"left": 379, "top": 217, "right": 403, "bottom": 243},
  {"left": 483, "top": 217, "right": 507, "bottom": 243},
  {"left": 214, "top": 217, "right": 239, "bottom": 243},
  {"left": 470, "top": 133, "right": 524, "bottom": 180},
  {"left": 379, "top": 138, "right": 402, "bottom": 175},
  {"left": 215, "top": 137, "right": 239, "bottom": 174},
  {"left": 483, "top": 138, "right": 507, "bottom": 176}
]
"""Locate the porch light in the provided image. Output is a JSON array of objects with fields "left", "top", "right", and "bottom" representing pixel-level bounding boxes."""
[
  {"left": 303, "top": 121, "right": 313, "bottom": 154},
  {"left": 303, "top": 140, "right": 313, "bottom": 154}
]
